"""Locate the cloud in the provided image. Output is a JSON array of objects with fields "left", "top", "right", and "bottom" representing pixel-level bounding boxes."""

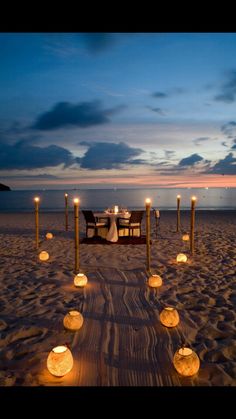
[
  {"left": 193, "top": 137, "right": 210, "bottom": 146},
  {"left": 4, "top": 174, "right": 59, "bottom": 179},
  {"left": 151, "top": 87, "right": 186, "bottom": 99},
  {"left": 81, "top": 33, "right": 116, "bottom": 53},
  {"left": 31, "top": 101, "right": 124, "bottom": 131},
  {"left": 179, "top": 153, "right": 204, "bottom": 166},
  {"left": 160, "top": 167, "right": 186, "bottom": 175},
  {"left": 164, "top": 150, "right": 175, "bottom": 159},
  {"left": 231, "top": 140, "right": 236, "bottom": 150},
  {"left": 214, "top": 70, "right": 236, "bottom": 103},
  {"left": 147, "top": 106, "right": 165, "bottom": 116},
  {"left": 222, "top": 141, "right": 228, "bottom": 147},
  {"left": 0, "top": 141, "right": 76, "bottom": 170},
  {"left": 78, "top": 142, "right": 145, "bottom": 170},
  {"left": 206, "top": 153, "right": 236, "bottom": 175},
  {"left": 221, "top": 121, "right": 236, "bottom": 149},
  {"left": 221, "top": 121, "right": 236, "bottom": 138},
  {"left": 152, "top": 92, "right": 168, "bottom": 99}
]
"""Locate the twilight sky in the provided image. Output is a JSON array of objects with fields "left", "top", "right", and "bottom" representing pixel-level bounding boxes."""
[{"left": 1, "top": 32, "right": 236, "bottom": 189}]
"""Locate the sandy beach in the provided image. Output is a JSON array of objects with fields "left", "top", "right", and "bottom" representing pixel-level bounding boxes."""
[{"left": 0, "top": 210, "right": 235, "bottom": 386}]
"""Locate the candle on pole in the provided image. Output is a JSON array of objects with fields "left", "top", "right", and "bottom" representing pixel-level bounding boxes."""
[
  {"left": 190, "top": 196, "right": 196, "bottom": 255},
  {"left": 145, "top": 198, "right": 151, "bottom": 274},
  {"left": 65, "top": 193, "right": 69, "bottom": 231},
  {"left": 177, "top": 195, "right": 181, "bottom": 232},
  {"left": 34, "top": 197, "right": 40, "bottom": 250},
  {"left": 74, "top": 198, "right": 80, "bottom": 274}
]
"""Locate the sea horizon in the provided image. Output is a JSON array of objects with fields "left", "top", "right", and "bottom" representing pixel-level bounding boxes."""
[{"left": 0, "top": 187, "right": 236, "bottom": 212}]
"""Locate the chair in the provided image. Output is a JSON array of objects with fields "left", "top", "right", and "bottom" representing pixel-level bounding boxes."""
[
  {"left": 153, "top": 208, "right": 160, "bottom": 238},
  {"left": 82, "top": 210, "right": 109, "bottom": 238},
  {"left": 117, "top": 210, "right": 144, "bottom": 237}
]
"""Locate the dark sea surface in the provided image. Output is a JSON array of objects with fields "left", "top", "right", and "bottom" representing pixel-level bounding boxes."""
[{"left": 0, "top": 188, "right": 235, "bottom": 212}]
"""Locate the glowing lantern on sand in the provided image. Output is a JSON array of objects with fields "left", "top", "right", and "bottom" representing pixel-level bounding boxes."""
[
  {"left": 74, "top": 273, "right": 88, "bottom": 287},
  {"left": 39, "top": 251, "right": 49, "bottom": 261},
  {"left": 148, "top": 274, "right": 162, "bottom": 288},
  {"left": 176, "top": 253, "right": 187, "bottom": 263},
  {"left": 63, "top": 310, "right": 84, "bottom": 331},
  {"left": 160, "top": 307, "right": 179, "bottom": 327},
  {"left": 47, "top": 345, "right": 73, "bottom": 377},
  {"left": 173, "top": 347, "right": 200, "bottom": 377},
  {"left": 182, "top": 234, "right": 190, "bottom": 241},
  {"left": 46, "top": 232, "right": 53, "bottom": 239}
]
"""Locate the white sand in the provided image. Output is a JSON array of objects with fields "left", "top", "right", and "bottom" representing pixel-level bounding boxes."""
[{"left": 0, "top": 210, "right": 235, "bottom": 386}]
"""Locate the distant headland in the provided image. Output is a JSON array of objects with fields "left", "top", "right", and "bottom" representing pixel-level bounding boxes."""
[{"left": 0, "top": 183, "right": 11, "bottom": 191}]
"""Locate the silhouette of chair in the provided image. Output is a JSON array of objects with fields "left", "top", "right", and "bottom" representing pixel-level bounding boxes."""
[
  {"left": 118, "top": 210, "right": 144, "bottom": 237},
  {"left": 82, "top": 210, "right": 109, "bottom": 238}
]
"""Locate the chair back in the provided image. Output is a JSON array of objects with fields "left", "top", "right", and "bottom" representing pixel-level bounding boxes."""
[
  {"left": 82, "top": 210, "right": 96, "bottom": 224},
  {"left": 129, "top": 210, "right": 144, "bottom": 224}
]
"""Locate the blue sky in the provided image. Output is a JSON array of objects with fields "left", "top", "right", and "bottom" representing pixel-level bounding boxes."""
[{"left": 1, "top": 32, "right": 236, "bottom": 189}]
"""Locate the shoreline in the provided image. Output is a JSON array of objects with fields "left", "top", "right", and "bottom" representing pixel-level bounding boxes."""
[{"left": 1, "top": 209, "right": 236, "bottom": 214}]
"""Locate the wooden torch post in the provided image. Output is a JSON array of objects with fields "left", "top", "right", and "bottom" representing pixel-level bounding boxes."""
[
  {"left": 177, "top": 194, "right": 181, "bottom": 232},
  {"left": 145, "top": 198, "right": 151, "bottom": 274},
  {"left": 74, "top": 198, "right": 80, "bottom": 274},
  {"left": 190, "top": 196, "right": 196, "bottom": 255},
  {"left": 34, "top": 197, "right": 40, "bottom": 250},
  {"left": 65, "top": 193, "right": 68, "bottom": 231}
]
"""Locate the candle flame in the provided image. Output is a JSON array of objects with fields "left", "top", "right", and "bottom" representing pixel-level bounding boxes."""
[
  {"left": 65, "top": 193, "right": 68, "bottom": 197},
  {"left": 73, "top": 198, "right": 79, "bottom": 204},
  {"left": 145, "top": 198, "right": 151, "bottom": 204},
  {"left": 177, "top": 195, "right": 181, "bottom": 199},
  {"left": 191, "top": 196, "right": 197, "bottom": 201},
  {"left": 34, "top": 197, "right": 40, "bottom": 202}
]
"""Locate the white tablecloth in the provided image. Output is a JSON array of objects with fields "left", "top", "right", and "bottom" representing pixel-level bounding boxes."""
[{"left": 94, "top": 212, "right": 130, "bottom": 242}]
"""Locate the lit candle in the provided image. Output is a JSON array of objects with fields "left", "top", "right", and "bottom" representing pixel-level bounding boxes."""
[
  {"left": 145, "top": 198, "right": 151, "bottom": 273},
  {"left": 74, "top": 198, "right": 80, "bottom": 273},
  {"left": 177, "top": 195, "right": 181, "bottom": 232},
  {"left": 114, "top": 205, "right": 119, "bottom": 214},
  {"left": 190, "top": 196, "right": 196, "bottom": 255},
  {"left": 34, "top": 197, "right": 40, "bottom": 249},
  {"left": 65, "top": 193, "right": 68, "bottom": 231}
]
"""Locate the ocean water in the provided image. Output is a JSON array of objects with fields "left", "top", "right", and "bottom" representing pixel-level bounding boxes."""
[{"left": 0, "top": 188, "right": 235, "bottom": 212}]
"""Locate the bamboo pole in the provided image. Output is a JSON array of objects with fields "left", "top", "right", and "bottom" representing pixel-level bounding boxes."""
[
  {"left": 190, "top": 196, "right": 196, "bottom": 255},
  {"left": 145, "top": 198, "right": 151, "bottom": 274},
  {"left": 74, "top": 198, "right": 80, "bottom": 273},
  {"left": 65, "top": 193, "right": 68, "bottom": 231},
  {"left": 177, "top": 195, "right": 181, "bottom": 232},
  {"left": 34, "top": 197, "right": 40, "bottom": 250}
]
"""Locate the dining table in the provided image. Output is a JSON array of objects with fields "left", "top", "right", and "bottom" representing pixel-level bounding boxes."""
[{"left": 93, "top": 210, "right": 131, "bottom": 242}]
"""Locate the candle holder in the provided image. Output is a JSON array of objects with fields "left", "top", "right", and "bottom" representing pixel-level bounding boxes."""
[
  {"left": 34, "top": 197, "right": 40, "bottom": 250},
  {"left": 74, "top": 198, "right": 79, "bottom": 273},
  {"left": 65, "top": 193, "right": 68, "bottom": 231},
  {"left": 190, "top": 196, "right": 196, "bottom": 255},
  {"left": 145, "top": 198, "right": 151, "bottom": 274},
  {"left": 177, "top": 195, "right": 181, "bottom": 232}
]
